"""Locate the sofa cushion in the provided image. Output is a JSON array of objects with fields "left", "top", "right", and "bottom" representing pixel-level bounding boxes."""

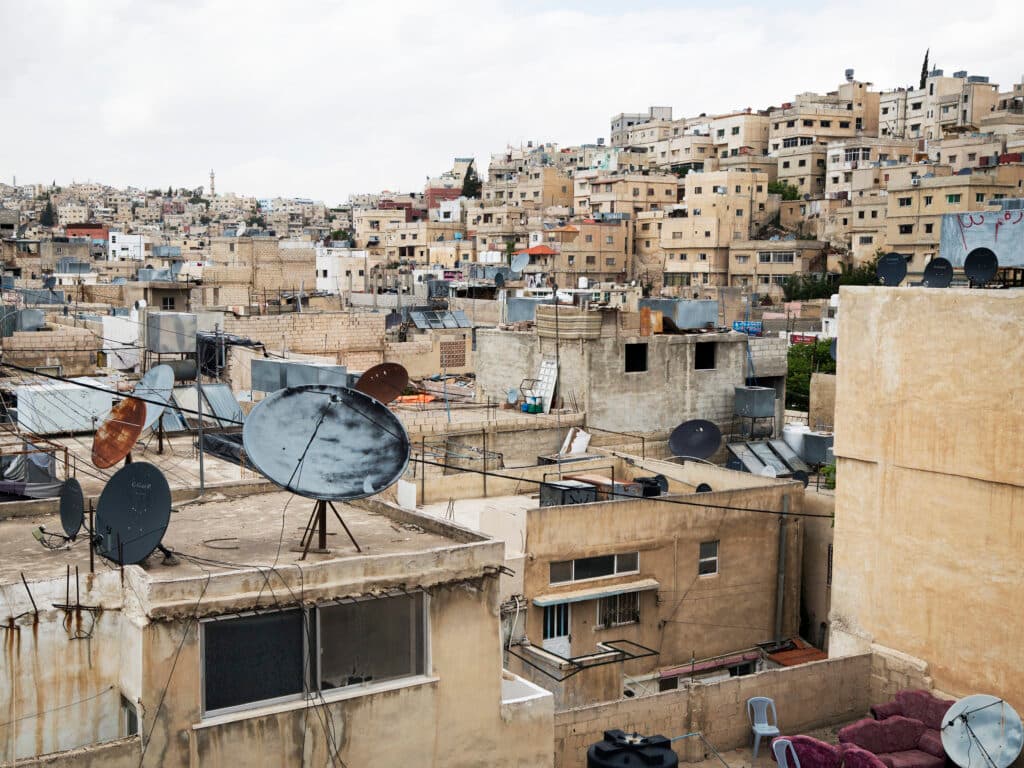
[
  {"left": 877, "top": 750, "right": 945, "bottom": 768},
  {"left": 842, "top": 746, "right": 890, "bottom": 768},
  {"left": 839, "top": 717, "right": 925, "bottom": 754},
  {"left": 916, "top": 729, "right": 944, "bottom": 759},
  {"left": 787, "top": 735, "right": 843, "bottom": 768},
  {"left": 896, "top": 690, "right": 956, "bottom": 732}
]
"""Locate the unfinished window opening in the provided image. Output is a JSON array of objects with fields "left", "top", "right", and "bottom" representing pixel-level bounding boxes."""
[
  {"left": 699, "top": 540, "right": 719, "bottom": 576},
  {"left": 694, "top": 342, "right": 716, "bottom": 370},
  {"left": 624, "top": 342, "right": 648, "bottom": 373}
]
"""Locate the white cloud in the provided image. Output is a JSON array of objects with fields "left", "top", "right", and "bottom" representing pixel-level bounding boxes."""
[{"left": 1, "top": 0, "right": 1021, "bottom": 204}]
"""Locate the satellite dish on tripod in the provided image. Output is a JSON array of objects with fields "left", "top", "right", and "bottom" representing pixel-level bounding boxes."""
[
  {"left": 59, "top": 477, "right": 84, "bottom": 539},
  {"left": 494, "top": 271, "right": 506, "bottom": 288},
  {"left": 922, "top": 257, "right": 953, "bottom": 288},
  {"left": 43, "top": 275, "right": 57, "bottom": 291},
  {"left": 964, "top": 247, "right": 998, "bottom": 285},
  {"left": 242, "top": 385, "right": 411, "bottom": 557},
  {"left": 134, "top": 364, "right": 175, "bottom": 431},
  {"left": 511, "top": 252, "right": 530, "bottom": 273},
  {"left": 877, "top": 252, "right": 907, "bottom": 286},
  {"left": 353, "top": 363, "right": 409, "bottom": 404},
  {"left": 94, "top": 462, "right": 172, "bottom": 565},
  {"left": 669, "top": 419, "right": 722, "bottom": 460},
  {"left": 941, "top": 695, "right": 1023, "bottom": 768},
  {"left": 92, "top": 397, "right": 146, "bottom": 469}
]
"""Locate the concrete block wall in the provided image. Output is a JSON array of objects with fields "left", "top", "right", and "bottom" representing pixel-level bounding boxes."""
[
  {"left": 747, "top": 336, "right": 789, "bottom": 378},
  {"left": 221, "top": 311, "right": 385, "bottom": 356},
  {"left": 552, "top": 653, "right": 873, "bottom": 768},
  {"left": 1, "top": 326, "right": 99, "bottom": 376}
]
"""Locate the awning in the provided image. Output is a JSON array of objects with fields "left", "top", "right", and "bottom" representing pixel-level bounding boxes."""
[{"left": 532, "top": 578, "right": 660, "bottom": 607}]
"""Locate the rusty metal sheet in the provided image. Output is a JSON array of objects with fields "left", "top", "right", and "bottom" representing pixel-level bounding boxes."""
[{"left": 91, "top": 397, "right": 145, "bottom": 468}]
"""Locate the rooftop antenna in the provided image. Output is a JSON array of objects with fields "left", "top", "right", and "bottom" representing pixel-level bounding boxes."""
[
  {"left": 669, "top": 419, "right": 723, "bottom": 461},
  {"left": 353, "top": 363, "right": 409, "bottom": 404},
  {"left": 242, "top": 384, "right": 411, "bottom": 558},
  {"left": 941, "top": 695, "right": 1022, "bottom": 768},
  {"left": 876, "top": 252, "right": 908, "bottom": 286},
  {"left": 91, "top": 397, "right": 146, "bottom": 469},
  {"left": 93, "top": 462, "right": 173, "bottom": 565},
  {"left": 922, "top": 257, "right": 953, "bottom": 288},
  {"left": 963, "top": 247, "right": 998, "bottom": 286}
]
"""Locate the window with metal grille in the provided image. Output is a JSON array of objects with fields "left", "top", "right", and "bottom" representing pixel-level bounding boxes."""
[
  {"left": 597, "top": 591, "right": 640, "bottom": 628},
  {"left": 439, "top": 340, "right": 465, "bottom": 368},
  {"left": 699, "top": 540, "right": 719, "bottom": 575}
]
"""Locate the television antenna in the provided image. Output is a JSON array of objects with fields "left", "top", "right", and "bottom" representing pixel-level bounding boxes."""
[
  {"left": 941, "top": 695, "right": 1023, "bottom": 768},
  {"left": 242, "top": 385, "right": 411, "bottom": 558}
]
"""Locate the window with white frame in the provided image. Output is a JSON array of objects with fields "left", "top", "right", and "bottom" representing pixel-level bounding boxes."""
[
  {"left": 549, "top": 552, "right": 639, "bottom": 584},
  {"left": 597, "top": 591, "right": 640, "bottom": 628},
  {"left": 201, "top": 592, "right": 428, "bottom": 716},
  {"left": 698, "top": 540, "right": 719, "bottom": 575}
]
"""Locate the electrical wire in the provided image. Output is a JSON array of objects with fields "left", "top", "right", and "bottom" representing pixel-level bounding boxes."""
[{"left": 0, "top": 685, "right": 116, "bottom": 729}]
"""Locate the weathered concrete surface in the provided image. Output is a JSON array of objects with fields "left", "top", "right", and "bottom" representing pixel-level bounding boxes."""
[
  {"left": 829, "top": 287, "right": 1024, "bottom": 712},
  {"left": 809, "top": 372, "right": 836, "bottom": 431}
]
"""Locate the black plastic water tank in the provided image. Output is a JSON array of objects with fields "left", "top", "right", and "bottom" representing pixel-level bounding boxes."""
[{"left": 587, "top": 729, "right": 679, "bottom": 767}]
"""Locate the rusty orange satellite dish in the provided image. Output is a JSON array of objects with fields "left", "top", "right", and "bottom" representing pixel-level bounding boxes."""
[{"left": 92, "top": 397, "right": 146, "bottom": 469}]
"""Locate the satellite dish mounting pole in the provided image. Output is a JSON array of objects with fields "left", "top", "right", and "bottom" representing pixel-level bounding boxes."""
[{"left": 196, "top": 334, "right": 204, "bottom": 493}]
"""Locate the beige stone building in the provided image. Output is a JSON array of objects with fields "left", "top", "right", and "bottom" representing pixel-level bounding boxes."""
[
  {"left": 824, "top": 137, "right": 920, "bottom": 201},
  {"left": 830, "top": 286, "right": 1024, "bottom": 714},
  {"left": 710, "top": 111, "right": 771, "bottom": 160},
  {"left": 926, "top": 133, "right": 1004, "bottom": 172},
  {"left": 879, "top": 69, "right": 1000, "bottom": 141},
  {"left": 770, "top": 79, "right": 880, "bottom": 154},
  {"left": 575, "top": 172, "right": 679, "bottom": 216},
  {"left": 776, "top": 144, "right": 828, "bottom": 198},
  {"left": 885, "top": 164, "right": 1024, "bottom": 273},
  {"left": 553, "top": 219, "right": 631, "bottom": 282}
]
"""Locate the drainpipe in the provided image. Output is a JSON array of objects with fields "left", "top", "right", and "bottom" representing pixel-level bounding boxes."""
[{"left": 773, "top": 494, "right": 790, "bottom": 641}]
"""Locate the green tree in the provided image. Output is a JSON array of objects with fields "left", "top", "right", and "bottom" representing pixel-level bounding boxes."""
[
  {"left": 919, "top": 48, "right": 930, "bottom": 90},
  {"left": 39, "top": 198, "right": 55, "bottom": 227},
  {"left": 786, "top": 339, "right": 836, "bottom": 410},
  {"left": 837, "top": 252, "right": 879, "bottom": 286},
  {"left": 461, "top": 160, "right": 482, "bottom": 198},
  {"left": 167, "top": 185, "right": 173, "bottom": 197},
  {"left": 768, "top": 180, "right": 801, "bottom": 201},
  {"left": 329, "top": 228, "right": 352, "bottom": 242}
]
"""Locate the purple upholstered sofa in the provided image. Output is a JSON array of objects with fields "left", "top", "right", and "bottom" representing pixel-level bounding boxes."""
[
  {"left": 841, "top": 745, "right": 890, "bottom": 768},
  {"left": 871, "top": 689, "right": 955, "bottom": 760},
  {"left": 770, "top": 735, "right": 844, "bottom": 768},
  {"left": 838, "top": 716, "right": 945, "bottom": 768}
]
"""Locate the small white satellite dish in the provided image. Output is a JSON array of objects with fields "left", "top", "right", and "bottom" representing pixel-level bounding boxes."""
[
  {"left": 236, "top": 223, "right": 246, "bottom": 238},
  {"left": 134, "top": 299, "right": 147, "bottom": 310},
  {"left": 942, "top": 695, "right": 1023, "bottom": 768},
  {"left": 511, "top": 252, "right": 529, "bottom": 273}
]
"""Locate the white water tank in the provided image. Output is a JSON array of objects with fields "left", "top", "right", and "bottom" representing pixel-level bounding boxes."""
[{"left": 783, "top": 424, "right": 810, "bottom": 456}]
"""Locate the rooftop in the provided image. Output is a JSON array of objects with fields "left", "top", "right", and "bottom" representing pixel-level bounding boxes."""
[{"left": 0, "top": 487, "right": 477, "bottom": 583}]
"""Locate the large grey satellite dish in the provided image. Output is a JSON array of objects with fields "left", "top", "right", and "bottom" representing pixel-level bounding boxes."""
[
  {"left": 94, "top": 462, "right": 172, "bottom": 565},
  {"left": 134, "top": 364, "right": 175, "bottom": 431},
  {"left": 669, "top": 420, "right": 722, "bottom": 460},
  {"left": 511, "top": 252, "right": 530, "bottom": 273},
  {"left": 941, "top": 695, "right": 1023, "bottom": 768},
  {"left": 922, "top": 257, "right": 953, "bottom": 288},
  {"left": 59, "top": 477, "right": 84, "bottom": 540},
  {"left": 964, "top": 247, "right": 998, "bottom": 285},
  {"left": 242, "top": 385, "right": 410, "bottom": 501},
  {"left": 877, "top": 252, "right": 907, "bottom": 286}
]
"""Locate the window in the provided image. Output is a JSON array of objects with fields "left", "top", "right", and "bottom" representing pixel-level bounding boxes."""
[
  {"left": 735, "top": 255, "right": 749, "bottom": 263},
  {"left": 858, "top": 211, "right": 865, "bottom": 219},
  {"left": 820, "top": 120, "right": 831, "bottom": 128},
  {"left": 201, "top": 594, "right": 428, "bottom": 716},
  {"left": 859, "top": 235, "right": 874, "bottom": 244},
  {"left": 605, "top": 235, "right": 614, "bottom": 244},
  {"left": 597, "top": 592, "right": 640, "bottom": 629},
  {"left": 898, "top": 224, "right": 914, "bottom": 234},
  {"left": 625, "top": 342, "right": 647, "bottom": 372},
  {"left": 736, "top": 209, "right": 743, "bottom": 217},
  {"left": 694, "top": 342, "right": 716, "bottom": 370},
  {"left": 731, "top": 126, "right": 740, "bottom": 135},
  {"left": 839, "top": 121, "right": 850, "bottom": 129},
  {"left": 827, "top": 544, "right": 833, "bottom": 588},
  {"left": 898, "top": 197, "right": 912, "bottom": 207},
  {"left": 693, "top": 186, "right": 702, "bottom": 194},
  {"left": 121, "top": 696, "right": 139, "bottom": 737},
  {"left": 782, "top": 161, "right": 791, "bottom": 169},
  {"left": 975, "top": 193, "right": 985, "bottom": 203},
  {"left": 911, "top": 101, "right": 922, "bottom": 110},
  {"left": 585, "top": 255, "right": 595, "bottom": 265},
  {"left": 699, "top": 540, "right": 719, "bottom": 575},
  {"left": 947, "top": 194, "right": 961, "bottom": 204},
  {"left": 550, "top": 552, "right": 640, "bottom": 584},
  {"left": 585, "top": 234, "right": 593, "bottom": 243},
  {"left": 798, "top": 159, "right": 807, "bottom": 167},
  {"left": 698, "top": 253, "right": 707, "bottom": 261},
  {"left": 803, "top": 119, "right": 813, "bottom": 127},
  {"left": 871, "top": 210, "right": 878, "bottom": 219},
  {"left": 543, "top": 604, "right": 569, "bottom": 641},
  {"left": 758, "top": 252, "right": 772, "bottom": 263},
  {"left": 924, "top": 223, "right": 933, "bottom": 234},
  {"left": 161, "top": 296, "right": 175, "bottom": 310},
  {"left": 924, "top": 196, "right": 933, "bottom": 206}
]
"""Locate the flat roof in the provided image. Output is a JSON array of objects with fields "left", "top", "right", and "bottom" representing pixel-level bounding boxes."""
[{"left": 0, "top": 489, "right": 472, "bottom": 584}]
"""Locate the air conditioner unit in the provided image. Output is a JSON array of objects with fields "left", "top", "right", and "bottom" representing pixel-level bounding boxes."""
[{"left": 911, "top": 178, "right": 920, "bottom": 186}]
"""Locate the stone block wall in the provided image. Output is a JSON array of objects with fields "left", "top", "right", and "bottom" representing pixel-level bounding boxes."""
[
  {"left": 2, "top": 326, "right": 99, "bottom": 376},
  {"left": 220, "top": 311, "right": 385, "bottom": 357}
]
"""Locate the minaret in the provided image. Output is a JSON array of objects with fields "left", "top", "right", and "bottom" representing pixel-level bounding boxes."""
[{"left": 209, "top": 169, "right": 215, "bottom": 197}]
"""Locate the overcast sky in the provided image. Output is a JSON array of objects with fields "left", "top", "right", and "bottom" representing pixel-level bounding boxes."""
[{"left": 2, "top": 1, "right": 1022, "bottom": 205}]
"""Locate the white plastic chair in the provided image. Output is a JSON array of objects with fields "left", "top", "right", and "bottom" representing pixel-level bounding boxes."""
[
  {"left": 773, "top": 738, "right": 801, "bottom": 768},
  {"left": 747, "top": 696, "right": 780, "bottom": 758}
]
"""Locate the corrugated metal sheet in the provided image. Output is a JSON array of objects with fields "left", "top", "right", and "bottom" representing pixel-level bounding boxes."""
[
  {"left": 201, "top": 384, "right": 244, "bottom": 426},
  {"left": 409, "top": 310, "right": 471, "bottom": 330}
]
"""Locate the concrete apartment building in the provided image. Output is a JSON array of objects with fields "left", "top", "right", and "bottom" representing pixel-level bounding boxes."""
[
  {"left": 926, "top": 133, "right": 1005, "bottom": 172},
  {"left": 829, "top": 286, "right": 1024, "bottom": 714},
  {"left": 315, "top": 243, "right": 373, "bottom": 293},
  {"left": 578, "top": 172, "right": 679, "bottom": 216},
  {"left": 710, "top": 110, "right": 771, "bottom": 160},
  {"left": 879, "top": 69, "right": 1000, "bottom": 140},
  {"left": 0, "top": 489, "right": 554, "bottom": 767},
  {"left": 769, "top": 78, "right": 880, "bottom": 154},
  {"left": 727, "top": 239, "right": 828, "bottom": 293},
  {"left": 552, "top": 219, "right": 631, "bottom": 282},
  {"left": 825, "top": 137, "right": 919, "bottom": 201},
  {"left": 776, "top": 144, "right": 828, "bottom": 197},
  {"left": 106, "top": 231, "right": 146, "bottom": 261},
  {"left": 483, "top": 166, "right": 573, "bottom": 210},
  {"left": 662, "top": 170, "right": 773, "bottom": 288},
  {"left": 884, "top": 163, "right": 1024, "bottom": 273},
  {"left": 610, "top": 106, "right": 672, "bottom": 146}
]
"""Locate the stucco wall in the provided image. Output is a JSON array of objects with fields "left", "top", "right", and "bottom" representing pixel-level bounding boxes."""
[
  {"left": 829, "top": 287, "right": 1024, "bottom": 712},
  {"left": 552, "top": 653, "right": 872, "bottom": 767},
  {"left": 809, "top": 373, "right": 836, "bottom": 431}
]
